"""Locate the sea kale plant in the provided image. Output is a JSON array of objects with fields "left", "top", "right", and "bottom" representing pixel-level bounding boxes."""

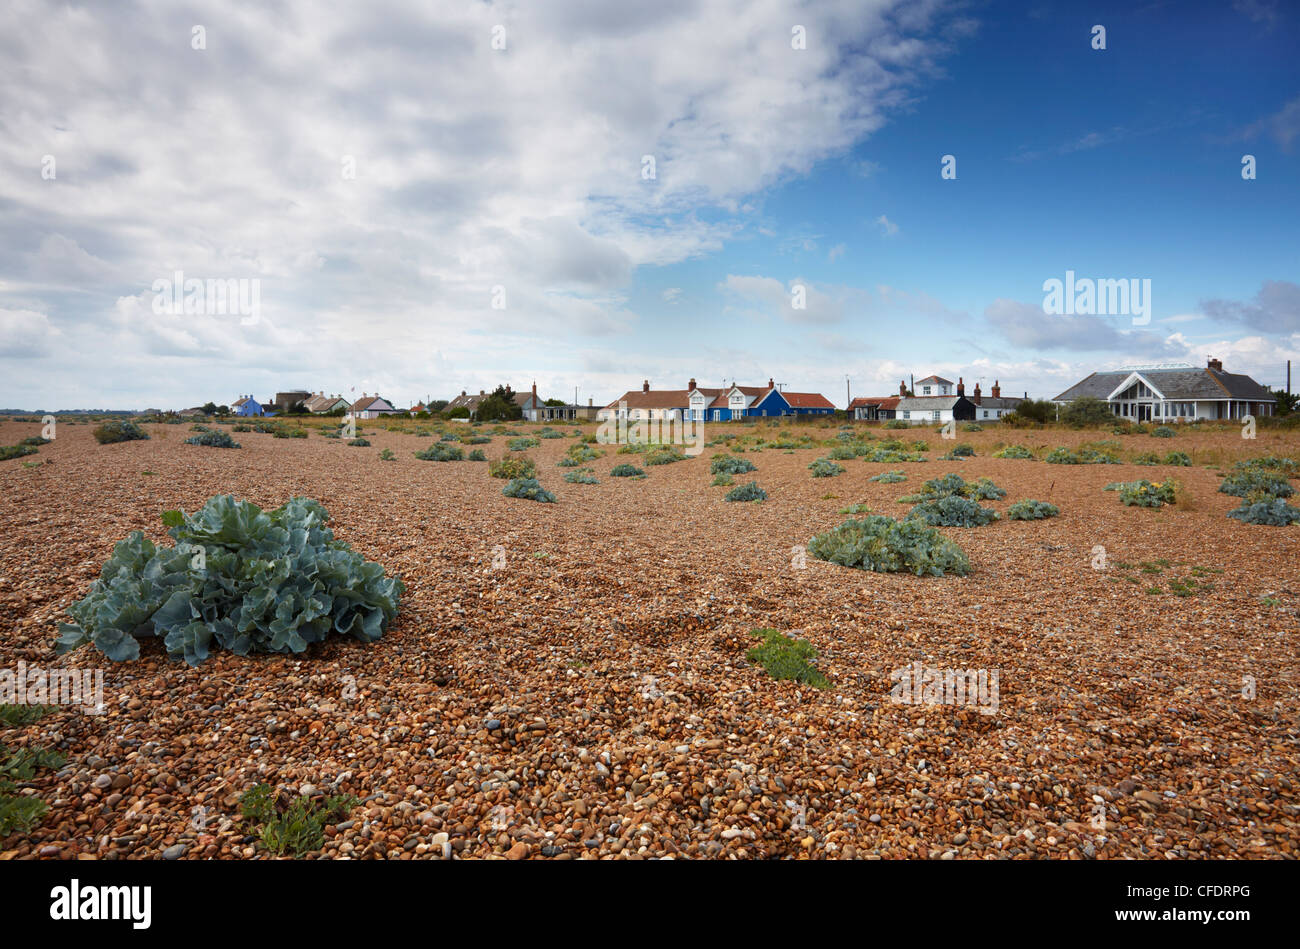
[
  {"left": 93, "top": 420, "right": 150, "bottom": 444},
  {"left": 710, "top": 455, "right": 756, "bottom": 475},
  {"left": 724, "top": 481, "right": 767, "bottom": 502},
  {"left": 186, "top": 429, "right": 240, "bottom": 448},
  {"left": 808, "top": 515, "right": 970, "bottom": 576},
  {"left": 502, "top": 477, "right": 557, "bottom": 502},
  {"left": 1218, "top": 469, "right": 1293, "bottom": 499},
  {"left": 1226, "top": 498, "right": 1300, "bottom": 525},
  {"left": 906, "top": 495, "right": 1000, "bottom": 527},
  {"left": 56, "top": 496, "right": 404, "bottom": 666},
  {"left": 808, "top": 457, "right": 846, "bottom": 478},
  {"left": 1006, "top": 499, "right": 1060, "bottom": 520}
]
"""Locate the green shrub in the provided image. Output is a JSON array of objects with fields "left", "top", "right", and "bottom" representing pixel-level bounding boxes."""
[
  {"left": 1151, "top": 426, "right": 1176, "bottom": 438},
  {"left": 710, "top": 455, "right": 756, "bottom": 475},
  {"left": 745, "top": 629, "right": 828, "bottom": 689},
  {"left": 610, "top": 463, "right": 645, "bottom": 478},
  {"left": 725, "top": 481, "right": 767, "bottom": 502},
  {"left": 808, "top": 457, "right": 846, "bottom": 478},
  {"left": 563, "top": 467, "right": 599, "bottom": 484},
  {"left": 468, "top": 449, "right": 487, "bottom": 462},
  {"left": 1132, "top": 451, "right": 1160, "bottom": 465},
  {"left": 1163, "top": 451, "right": 1191, "bottom": 466},
  {"left": 539, "top": 428, "right": 565, "bottom": 439},
  {"left": 965, "top": 477, "right": 1006, "bottom": 500},
  {"left": 234, "top": 423, "right": 254, "bottom": 433},
  {"left": 558, "top": 444, "right": 602, "bottom": 466},
  {"left": 828, "top": 444, "right": 857, "bottom": 460},
  {"left": 467, "top": 435, "right": 492, "bottom": 445},
  {"left": 439, "top": 433, "right": 459, "bottom": 442},
  {"left": 1226, "top": 498, "right": 1300, "bottom": 525},
  {"left": 1118, "top": 480, "right": 1176, "bottom": 507},
  {"left": 808, "top": 515, "right": 970, "bottom": 576},
  {"left": 869, "top": 470, "right": 907, "bottom": 483},
  {"left": 56, "top": 496, "right": 404, "bottom": 666},
  {"left": 0, "top": 444, "right": 39, "bottom": 461},
  {"left": 379, "top": 448, "right": 396, "bottom": 461},
  {"left": 239, "top": 783, "right": 359, "bottom": 856},
  {"left": 961, "top": 423, "right": 983, "bottom": 432},
  {"left": 272, "top": 427, "right": 308, "bottom": 439},
  {"left": 508, "top": 437, "right": 540, "bottom": 451},
  {"left": 906, "top": 495, "right": 1000, "bottom": 527},
  {"left": 93, "top": 420, "right": 149, "bottom": 444},
  {"left": 502, "top": 477, "right": 556, "bottom": 502},
  {"left": 1235, "top": 456, "right": 1298, "bottom": 476},
  {"left": 489, "top": 456, "right": 535, "bottom": 479},
  {"left": 186, "top": 429, "right": 240, "bottom": 448},
  {"left": 711, "top": 472, "right": 734, "bottom": 487},
  {"left": 415, "top": 443, "right": 462, "bottom": 461},
  {"left": 993, "top": 444, "right": 1033, "bottom": 459},
  {"left": 865, "top": 448, "right": 927, "bottom": 463},
  {"left": 346, "top": 437, "right": 370, "bottom": 447},
  {"left": 884, "top": 419, "right": 910, "bottom": 430},
  {"left": 1219, "top": 470, "right": 1293, "bottom": 498},
  {"left": 18, "top": 436, "right": 50, "bottom": 447},
  {"left": 645, "top": 446, "right": 687, "bottom": 466},
  {"left": 1006, "top": 499, "right": 1059, "bottom": 520}
]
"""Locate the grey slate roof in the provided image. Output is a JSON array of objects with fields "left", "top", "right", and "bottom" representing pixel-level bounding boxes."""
[
  {"left": 895, "top": 396, "right": 961, "bottom": 413},
  {"left": 1053, "top": 368, "right": 1274, "bottom": 403},
  {"left": 971, "top": 396, "right": 1024, "bottom": 410}
]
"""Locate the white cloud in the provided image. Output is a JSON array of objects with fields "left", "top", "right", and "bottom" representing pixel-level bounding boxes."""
[{"left": 875, "top": 214, "right": 899, "bottom": 236}]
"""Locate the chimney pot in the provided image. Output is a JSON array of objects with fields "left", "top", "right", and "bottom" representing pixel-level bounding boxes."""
[
  {"left": 643, "top": 380, "right": 650, "bottom": 393},
  {"left": 689, "top": 377, "right": 696, "bottom": 391},
  {"left": 957, "top": 377, "right": 965, "bottom": 396},
  {"left": 900, "top": 380, "right": 907, "bottom": 397}
]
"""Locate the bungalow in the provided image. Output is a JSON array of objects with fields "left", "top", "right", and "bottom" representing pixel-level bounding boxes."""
[
  {"left": 350, "top": 393, "right": 402, "bottom": 419},
  {"left": 270, "top": 390, "right": 312, "bottom": 414},
  {"left": 894, "top": 379, "right": 975, "bottom": 425},
  {"left": 302, "top": 392, "right": 351, "bottom": 414},
  {"left": 603, "top": 378, "right": 835, "bottom": 422},
  {"left": 231, "top": 395, "right": 265, "bottom": 417},
  {"left": 538, "top": 398, "right": 601, "bottom": 422},
  {"left": 409, "top": 402, "right": 428, "bottom": 416},
  {"left": 968, "top": 380, "right": 1025, "bottom": 422},
  {"left": 1053, "top": 358, "right": 1275, "bottom": 422},
  {"left": 514, "top": 384, "right": 545, "bottom": 422},
  {"left": 848, "top": 396, "right": 900, "bottom": 421},
  {"left": 446, "top": 390, "right": 487, "bottom": 416}
]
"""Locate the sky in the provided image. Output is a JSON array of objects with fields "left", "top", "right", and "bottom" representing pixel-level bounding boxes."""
[{"left": 0, "top": 0, "right": 1297, "bottom": 410}]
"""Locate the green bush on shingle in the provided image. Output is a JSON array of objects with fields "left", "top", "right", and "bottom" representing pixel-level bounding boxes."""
[
  {"left": 1151, "top": 426, "right": 1176, "bottom": 438},
  {"left": 808, "top": 515, "right": 970, "bottom": 576},
  {"left": 55, "top": 496, "right": 404, "bottom": 666},
  {"left": 906, "top": 495, "right": 1000, "bottom": 527},
  {"left": 869, "top": 470, "right": 907, "bottom": 483},
  {"left": 808, "top": 457, "right": 846, "bottom": 478},
  {"left": 186, "top": 430, "right": 240, "bottom": 448},
  {"left": 93, "top": 420, "right": 150, "bottom": 444},
  {"left": 1218, "top": 470, "right": 1293, "bottom": 498},
  {"left": 502, "top": 477, "right": 556, "bottom": 503},
  {"left": 489, "top": 456, "right": 535, "bottom": 478},
  {"left": 724, "top": 481, "right": 767, "bottom": 502},
  {"left": 562, "top": 467, "right": 599, "bottom": 484},
  {"left": 1226, "top": 498, "right": 1300, "bottom": 525},
  {"left": 993, "top": 444, "right": 1033, "bottom": 459},
  {"left": 1006, "top": 499, "right": 1059, "bottom": 520},
  {"left": 710, "top": 455, "right": 756, "bottom": 475},
  {"left": 745, "top": 629, "right": 828, "bottom": 689},
  {"left": 415, "top": 443, "right": 462, "bottom": 461},
  {"left": 610, "top": 463, "right": 646, "bottom": 478}
]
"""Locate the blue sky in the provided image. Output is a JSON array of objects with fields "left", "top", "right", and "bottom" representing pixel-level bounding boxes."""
[{"left": 1, "top": 0, "right": 1297, "bottom": 409}]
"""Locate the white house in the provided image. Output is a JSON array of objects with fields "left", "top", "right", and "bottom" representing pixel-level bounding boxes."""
[
  {"left": 349, "top": 394, "right": 401, "bottom": 419},
  {"left": 1053, "top": 358, "right": 1275, "bottom": 422}
]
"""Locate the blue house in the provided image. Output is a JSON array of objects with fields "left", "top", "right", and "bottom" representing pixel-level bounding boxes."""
[
  {"left": 231, "top": 395, "right": 265, "bottom": 417},
  {"left": 748, "top": 387, "right": 836, "bottom": 417}
]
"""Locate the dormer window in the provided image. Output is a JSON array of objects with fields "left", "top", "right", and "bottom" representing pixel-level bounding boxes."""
[{"left": 922, "top": 386, "right": 931, "bottom": 395}]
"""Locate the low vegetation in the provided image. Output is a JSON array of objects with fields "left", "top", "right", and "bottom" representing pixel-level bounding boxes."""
[
  {"left": 239, "top": 783, "right": 359, "bottom": 857},
  {"left": 808, "top": 515, "right": 971, "bottom": 576},
  {"left": 724, "top": 481, "right": 767, "bottom": 502},
  {"left": 185, "top": 429, "right": 240, "bottom": 448},
  {"left": 1006, "top": 499, "right": 1059, "bottom": 520},
  {"left": 55, "top": 495, "right": 404, "bottom": 666},
  {"left": 93, "top": 420, "right": 149, "bottom": 444},
  {"left": 745, "top": 629, "right": 829, "bottom": 689},
  {"left": 502, "top": 477, "right": 557, "bottom": 502}
]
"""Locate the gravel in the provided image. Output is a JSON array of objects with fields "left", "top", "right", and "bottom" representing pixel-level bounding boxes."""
[{"left": 0, "top": 419, "right": 1297, "bottom": 859}]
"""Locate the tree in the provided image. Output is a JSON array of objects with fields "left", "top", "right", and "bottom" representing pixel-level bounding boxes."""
[
  {"left": 216, "top": 404, "right": 230, "bottom": 416},
  {"left": 443, "top": 405, "right": 470, "bottom": 419},
  {"left": 1268, "top": 387, "right": 1298, "bottom": 416},
  {"left": 201, "top": 401, "right": 218, "bottom": 416},
  {"left": 427, "top": 400, "right": 449, "bottom": 415},
  {"left": 1059, "top": 396, "right": 1113, "bottom": 427},
  {"left": 544, "top": 398, "right": 566, "bottom": 407},
  {"left": 1013, "top": 398, "right": 1056, "bottom": 424},
  {"left": 475, "top": 385, "right": 522, "bottom": 421}
]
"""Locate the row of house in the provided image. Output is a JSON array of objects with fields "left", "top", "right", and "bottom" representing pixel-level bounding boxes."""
[
  {"left": 211, "top": 357, "right": 1276, "bottom": 426},
  {"left": 848, "top": 376, "right": 1027, "bottom": 425},
  {"left": 595, "top": 378, "right": 836, "bottom": 422}
]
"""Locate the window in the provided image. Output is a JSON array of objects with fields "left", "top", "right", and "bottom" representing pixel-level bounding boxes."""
[
  {"left": 932, "top": 410, "right": 940, "bottom": 420},
  {"left": 903, "top": 411, "right": 910, "bottom": 419},
  {"left": 922, "top": 386, "right": 931, "bottom": 395},
  {"left": 982, "top": 410, "right": 989, "bottom": 418}
]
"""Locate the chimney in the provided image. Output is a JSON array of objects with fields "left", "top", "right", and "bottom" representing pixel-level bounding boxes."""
[
  {"left": 588, "top": 398, "right": 593, "bottom": 406},
  {"left": 957, "top": 377, "right": 965, "bottom": 397},
  {"left": 1207, "top": 357, "right": 1223, "bottom": 372},
  {"left": 688, "top": 377, "right": 696, "bottom": 391},
  {"left": 532, "top": 381, "right": 537, "bottom": 401},
  {"left": 643, "top": 380, "right": 650, "bottom": 393},
  {"left": 768, "top": 377, "right": 774, "bottom": 389},
  {"left": 991, "top": 379, "right": 1001, "bottom": 399},
  {"left": 973, "top": 383, "right": 981, "bottom": 405},
  {"left": 899, "top": 380, "right": 907, "bottom": 397}
]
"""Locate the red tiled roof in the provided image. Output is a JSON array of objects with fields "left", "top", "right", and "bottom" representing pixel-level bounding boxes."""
[{"left": 781, "top": 391, "right": 835, "bottom": 409}]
